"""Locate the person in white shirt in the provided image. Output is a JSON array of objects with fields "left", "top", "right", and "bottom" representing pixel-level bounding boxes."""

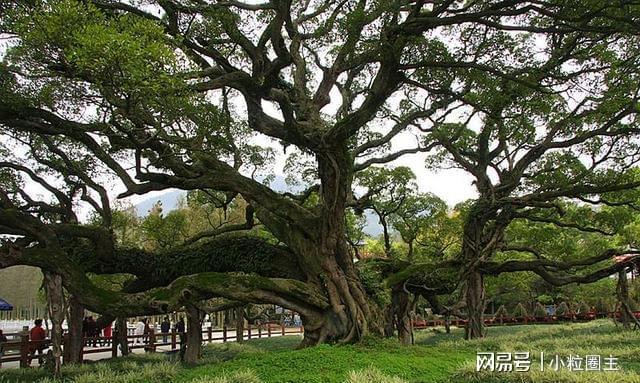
[{"left": 135, "top": 319, "right": 145, "bottom": 344}]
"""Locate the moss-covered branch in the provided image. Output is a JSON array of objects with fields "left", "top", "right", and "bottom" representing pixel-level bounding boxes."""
[{"left": 80, "top": 235, "right": 305, "bottom": 289}]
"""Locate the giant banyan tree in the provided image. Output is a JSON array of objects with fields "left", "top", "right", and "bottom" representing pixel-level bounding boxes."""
[{"left": 2, "top": 0, "right": 640, "bottom": 363}]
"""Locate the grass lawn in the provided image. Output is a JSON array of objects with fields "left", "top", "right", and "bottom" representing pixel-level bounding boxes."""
[{"left": 2, "top": 320, "right": 639, "bottom": 382}]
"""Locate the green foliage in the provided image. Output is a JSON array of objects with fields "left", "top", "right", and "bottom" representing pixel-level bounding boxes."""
[
  {"left": 148, "top": 234, "right": 301, "bottom": 281},
  {"left": 533, "top": 303, "right": 547, "bottom": 318},
  {"left": 384, "top": 262, "right": 458, "bottom": 293},
  {"left": 511, "top": 303, "right": 528, "bottom": 318},
  {"left": 7, "top": 0, "right": 189, "bottom": 115},
  {"left": 485, "top": 267, "right": 538, "bottom": 309},
  {"left": 283, "top": 150, "right": 318, "bottom": 187},
  {"left": 578, "top": 302, "right": 591, "bottom": 314},
  {"left": 555, "top": 302, "right": 571, "bottom": 316},
  {"left": 357, "top": 259, "right": 391, "bottom": 306},
  {"left": 595, "top": 298, "right": 612, "bottom": 314},
  {"left": 536, "top": 295, "right": 553, "bottom": 305},
  {"left": 389, "top": 193, "right": 454, "bottom": 259},
  {"left": 110, "top": 205, "right": 142, "bottom": 247},
  {"left": 494, "top": 305, "right": 508, "bottom": 318},
  {"left": 140, "top": 202, "right": 189, "bottom": 250}
]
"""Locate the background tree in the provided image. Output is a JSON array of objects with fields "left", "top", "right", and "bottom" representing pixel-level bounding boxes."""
[{"left": 411, "top": 20, "right": 640, "bottom": 337}]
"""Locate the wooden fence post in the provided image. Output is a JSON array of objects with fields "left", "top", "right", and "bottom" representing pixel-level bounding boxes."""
[
  {"left": 208, "top": 326, "right": 212, "bottom": 343},
  {"left": 19, "top": 334, "right": 29, "bottom": 368},
  {"left": 258, "top": 325, "right": 262, "bottom": 338},
  {"left": 267, "top": 324, "right": 272, "bottom": 338},
  {"left": 223, "top": 325, "right": 227, "bottom": 343},
  {"left": 171, "top": 331, "right": 177, "bottom": 350},
  {"left": 281, "top": 323, "right": 285, "bottom": 336},
  {"left": 247, "top": 324, "right": 252, "bottom": 340}
]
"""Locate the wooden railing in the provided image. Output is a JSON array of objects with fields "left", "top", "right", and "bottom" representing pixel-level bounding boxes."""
[{"left": 0, "top": 323, "right": 303, "bottom": 368}]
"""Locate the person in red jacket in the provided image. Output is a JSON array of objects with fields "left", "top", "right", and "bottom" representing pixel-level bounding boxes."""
[
  {"left": 29, "top": 319, "right": 47, "bottom": 366},
  {"left": 103, "top": 322, "right": 113, "bottom": 346}
]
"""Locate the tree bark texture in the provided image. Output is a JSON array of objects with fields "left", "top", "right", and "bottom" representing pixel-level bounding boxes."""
[
  {"left": 184, "top": 305, "right": 203, "bottom": 363},
  {"left": 64, "top": 296, "right": 84, "bottom": 364},
  {"left": 44, "top": 272, "right": 64, "bottom": 377}
]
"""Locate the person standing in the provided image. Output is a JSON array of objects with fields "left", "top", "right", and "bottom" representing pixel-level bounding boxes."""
[
  {"left": 143, "top": 318, "right": 151, "bottom": 345},
  {"left": 87, "top": 316, "right": 98, "bottom": 347},
  {"left": 28, "top": 319, "right": 47, "bottom": 366},
  {"left": 175, "top": 318, "right": 185, "bottom": 347},
  {"left": 135, "top": 318, "right": 145, "bottom": 345},
  {"left": 103, "top": 322, "right": 112, "bottom": 346},
  {"left": 160, "top": 317, "right": 171, "bottom": 344}
]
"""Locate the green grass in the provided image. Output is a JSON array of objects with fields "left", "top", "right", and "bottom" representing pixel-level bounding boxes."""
[
  {"left": 2, "top": 320, "right": 640, "bottom": 382},
  {"left": 178, "top": 335, "right": 469, "bottom": 383}
]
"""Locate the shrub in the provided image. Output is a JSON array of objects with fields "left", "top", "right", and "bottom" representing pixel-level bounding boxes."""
[
  {"left": 533, "top": 302, "right": 547, "bottom": 318},
  {"left": 494, "top": 305, "right": 508, "bottom": 318},
  {"left": 595, "top": 298, "right": 611, "bottom": 314},
  {"left": 555, "top": 302, "right": 570, "bottom": 316},
  {"left": 577, "top": 302, "right": 591, "bottom": 314},
  {"left": 345, "top": 368, "right": 408, "bottom": 383},
  {"left": 536, "top": 294, "right": 553, "bottom": 305},
  {"left": 511, "top": 303, "right": 528, "bottom": 318}
]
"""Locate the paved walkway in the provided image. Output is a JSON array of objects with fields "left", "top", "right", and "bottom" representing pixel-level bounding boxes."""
[{"left": 0, "top": 330, "right": 303, "bottom": 370}]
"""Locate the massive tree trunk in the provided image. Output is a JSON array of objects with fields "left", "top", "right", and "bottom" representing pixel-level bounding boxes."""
[
  {"left": 391, "top": 284, "right": 412, "bottom": 345},
  {"left": 462, "top": 201, "right": 492, "bottom": 340},
  {"left": 115, "top": 317, "right": 129, "bottom": 356},
  {"left": 64, "top": 296, "right": 84, "bottom": 364},
  {"left": 235, "top": 306, "right": 244, "bottom": 343},
  {"left": 465, "top": 269, "right": 485, "bottom": 339},
  {"left": 383, "top": 306, "right": 395, "bottom": 338},
  {"left": 43, "top": 272, "right": 64, "bottom": 377},
  {"left": 296, "top": 148, "right": 381, "bottom": 346},
  {"left": 616, "top": 269, "right": 639, "bottom": 330},
  {"left": 184, "top": 305, "right": 203, "bottom": 363},
  {"left": 249, "top": 146, "right": 381, "bottom": 347}
]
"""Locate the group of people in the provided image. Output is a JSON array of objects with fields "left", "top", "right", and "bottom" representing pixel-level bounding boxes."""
[
  {"left": 133, "top": 317, "right": 186, "bottom": 346},
  {"left": 0, "top": 315, "right": 190, "bottom": 366},
  {"left": 82, "top": 316, "right": 112, "bottom": 347}
]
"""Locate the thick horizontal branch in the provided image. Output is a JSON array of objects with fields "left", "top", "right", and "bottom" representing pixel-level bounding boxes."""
[
  {"left": 512, "top": 214, "right": 615, "bottom": 236},
  {"left": 87, "top": 235, "right": 305, "bottom": 289},
  {"left": 0, "top": 239, "right": 325, "bottom": 318},
  {"left": 480, "top": 249, "right": 640, "bottom": 286}
]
